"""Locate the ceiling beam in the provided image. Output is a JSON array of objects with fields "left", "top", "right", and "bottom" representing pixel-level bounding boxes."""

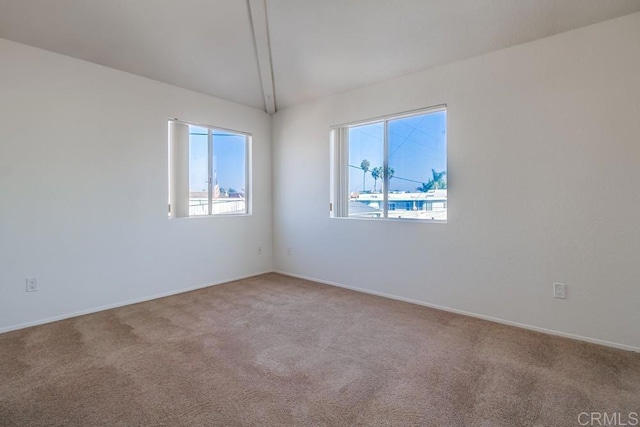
[{"left": 248, "top": 0, "right": 276, "bottom": 114}]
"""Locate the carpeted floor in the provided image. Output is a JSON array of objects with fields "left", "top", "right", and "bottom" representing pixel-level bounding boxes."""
[{"left": 1, "top": 273, "right": 639, "bottom": 426}]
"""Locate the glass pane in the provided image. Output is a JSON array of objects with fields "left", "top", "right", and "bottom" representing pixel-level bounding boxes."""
[
  {"left": 386, "top": 110, "right": 447, "bottom": 221},
  {"left": 348, "top": 122, "right": 384, "bottom": 218},
  {"left": 189, "top": 125, "right": 209, "bottom": 216},
  {"left": 212, "top": 130, "right": 246, "bottom": 215}
]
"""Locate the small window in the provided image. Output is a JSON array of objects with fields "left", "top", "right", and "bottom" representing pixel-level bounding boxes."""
[
  {"left": 330, "top": 106, "right": 446, "bottom": 222},
  {"left": 168, "top": 120, "right": 250, "bottom": 217}
]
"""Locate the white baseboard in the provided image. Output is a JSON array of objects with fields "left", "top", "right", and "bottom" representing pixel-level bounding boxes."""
[
  {"left": 273, "top": 270, "right": 640, "bottom": 353},
  {"left": 0, "top": 270, "right": 273, "bottom": 335},
  {"left": 5, "top": 268, "right": 638, "bottom": 353}
]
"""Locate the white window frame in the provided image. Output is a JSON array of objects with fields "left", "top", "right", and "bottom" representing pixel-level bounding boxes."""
[
  {"left": 168, "top": 119, "right": 252, "bottom": 218},
  {"left": 330, "top": 104, "right": 447, "bottom": 222}
]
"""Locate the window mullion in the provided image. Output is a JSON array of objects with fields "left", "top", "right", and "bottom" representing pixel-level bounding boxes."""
[
  {"left": 207, "top": 129, "right": 213, "bottom": 215},
  {"left": 244, "top": 135, "right": 250, "bottom": 215},
  {"left": 383, "top": 119, "right": 389, "bottom": 219}
]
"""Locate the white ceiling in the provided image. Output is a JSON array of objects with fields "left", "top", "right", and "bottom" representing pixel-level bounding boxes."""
[{"left": 1, "top": 0, "right": 639, "bottom": 113}]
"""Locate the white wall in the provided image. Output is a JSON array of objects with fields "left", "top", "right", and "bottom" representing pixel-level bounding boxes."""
[
  {"left": 0, "top": 38, "right": 273, "bottom": 331},
  {"left": 272, "top": 13, "right": 640, "bottom": 350}
]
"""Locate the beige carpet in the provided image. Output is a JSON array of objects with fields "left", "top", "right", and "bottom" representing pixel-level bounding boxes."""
[{"left": 1, "top": 273, "right": 639, "bottom": 426}]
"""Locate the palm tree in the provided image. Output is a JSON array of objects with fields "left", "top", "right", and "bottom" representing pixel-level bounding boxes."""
[
  {"left": 431, "top": 169, "right": 446, "bottom": 189},
  {"left": 371, "top": 166, "right": 383, "bottom": 192},
  {"left": 386, "top": 167, "right": 395, "bottom": 190},
  {"left": 417, "top": 169, "right": 447, "bottom": 192},
  {"left": 417, "top": 181, "right": 434, "bottom": 192},
  {"left": 360, "top": 159, "right": 370, "bottom": 192}
]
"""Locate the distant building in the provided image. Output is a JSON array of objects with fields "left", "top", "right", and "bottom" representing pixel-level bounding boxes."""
[{"left": 350, "top": 190, "right": 447, "bottom": 220}]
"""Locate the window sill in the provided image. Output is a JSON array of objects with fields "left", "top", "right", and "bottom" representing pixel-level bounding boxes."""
[
  {"left": 169, "top": 213, "right": 252, "bottom": 219},
  {"left": 329, "top": 215, "right": 446, "bottom": 224}
]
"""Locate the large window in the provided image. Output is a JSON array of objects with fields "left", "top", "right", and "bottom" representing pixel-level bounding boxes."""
[
  {"left": 330, "top": 106, "right": 447, "bottom": 222},
  {"left": 168, "top": 120, "right": 250, "bottom": 217}
]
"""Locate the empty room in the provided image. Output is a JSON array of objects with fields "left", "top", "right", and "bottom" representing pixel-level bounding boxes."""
[{"left": 1, "top": 1, "right": 639, "bottom": 426}]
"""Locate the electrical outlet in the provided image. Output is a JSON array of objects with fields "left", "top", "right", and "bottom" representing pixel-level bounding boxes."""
[
  {"left": 553, "top": 283, "right": 566, "bottom": 299},
  {"left": 256, "top": 247, "right": 262, "bottom": 255},
  {"left": 287, "top": 247, "right": 292, "bottom": 256},
  {"left": 26, "top": 278, "right": 38, "bottom": 292}
]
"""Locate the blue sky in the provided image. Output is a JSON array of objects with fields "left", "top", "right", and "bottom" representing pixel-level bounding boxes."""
[
  {"left": 189, "top": 125, "right": 246, "bottom": 193},
  {"left": 348, "top": 110, "right": 446, "bottom": 192}
]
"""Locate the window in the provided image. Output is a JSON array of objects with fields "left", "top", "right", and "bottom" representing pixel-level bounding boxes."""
[
  {"left": 330, "top": 106, "right": 447, "bottom": 221},
  {"left": 168, "top": 120, "right": 250, "bottom": 217}
]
